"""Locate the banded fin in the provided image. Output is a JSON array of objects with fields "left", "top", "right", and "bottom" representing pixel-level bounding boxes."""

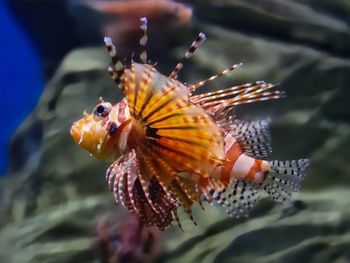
[
  {"left": 133, "top": 147, "right": 179, "bottom": 221},
  {"left": 169, "top": 32, "right": 206, "bottom": 79},
  {"left": 262, "top": 159, "right": 309, "bottom": 204},
  {"left": 139, "top": 17, "right": 148, "bottom": 64},
  {"left": 170, "top": 179, "right": 198, "bottom": 226},
  {"left": 139, "top": 144, "right": 199, "bottom": 225},
  {"left": 188, "top": 63, "right": 242, "bottom": 94},
  {"left": 132, "top": 138, "right": 201, "bottom": 228},
  {"left": 125, "top": 62, "right": 225, "bottom": 183},
  {"left": 172, "top": 209, "right": 184, "bottom": 232},
  {"left": 228, "top": 119, "right": 272, "bottom": 159},
  {"left": 211, "top": 179, "right": 261, "bottom": 218},
  {"left": 104, "top": 37, "right": 124, "bottom": 90},
  {"left": 121, "top": 60, "right": 226, "bottom": 228},
  {"left": 106, "top": 150, "right": 177, "bottom": 230},
  {"left": 191, "top": 81, "right": 285, "bottom": 119}
]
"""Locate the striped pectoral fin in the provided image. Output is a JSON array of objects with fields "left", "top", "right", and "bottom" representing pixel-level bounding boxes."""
[
  {"left": 139, "top": 93, "right": 225, "bottom": 178},
  {"left": 262, "top": 159, "right": 309, "bottom": 204},
  {"left": 125, "top": 62, "right": 189, "bottom": 120},
  {"left": 132, "top": 178, "right": 176, "bottom": 230},
  {"left": 106, "top": 152, "right": 138, "bottom": 212},
  {"left": 134, "top": 64, "right": 155, "bottom": 116},
  {"left": 106, "top": 150, "right": 177, "bottom": 230},
  {"left": 169, "top": 178, "right": 199, "bottom": 226}
]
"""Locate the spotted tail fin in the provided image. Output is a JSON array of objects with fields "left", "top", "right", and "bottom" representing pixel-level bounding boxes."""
[
  {"left": 262, "top": 159, "right": 309, "bottom": 204},
  {"left": 210, "top": 159, "right": 309, "bottom": 218}
]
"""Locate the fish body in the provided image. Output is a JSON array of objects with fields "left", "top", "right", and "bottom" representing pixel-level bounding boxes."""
[
  {"left": 71, "top": 17, "right": 309, "bottom": 230},
  {"left": 71, "top": 61, "right": 225, "bottom": 229}
]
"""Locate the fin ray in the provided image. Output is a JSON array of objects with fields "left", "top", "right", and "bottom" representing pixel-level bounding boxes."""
[
  {"left": 262, "top": 159, "right": 309, "bottom": 204},
  {"left": 191, "top": 82, "right": 284, "bottom": 118},
  {"left": 228, "top": 119, "right": 272, "bottom": 159},
  {"left": 212, "top": 179, "right": 261, "bottom": 218},
  {"left": 125, "top": 62, "right": 225, "bottom": 180}
]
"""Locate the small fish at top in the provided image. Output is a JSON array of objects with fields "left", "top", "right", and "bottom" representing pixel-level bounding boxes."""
[
  {"left": 83, "top": 0, "right": 192, "bottom": 46},
  {"left": 86, "top": 0, "right": 192, "bottom": 26},
  {"left": 70, "top": 17, "right": 309, "bottom": 230}
]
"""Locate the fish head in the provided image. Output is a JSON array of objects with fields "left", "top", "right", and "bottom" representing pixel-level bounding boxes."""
[{"left": 70, "top": 99, "right": 131, "bottom": 161}]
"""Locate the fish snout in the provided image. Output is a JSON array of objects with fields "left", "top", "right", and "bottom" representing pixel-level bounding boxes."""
[{"left": 70, "top": 122, "right": 82, "bottom": 144}]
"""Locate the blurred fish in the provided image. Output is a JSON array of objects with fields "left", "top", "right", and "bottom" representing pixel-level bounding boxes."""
[
  {"left": 86, "top": 0, "right": 192, "bottom": 25},
  {"left": 71, "top": 17, "right": 309, "bottom": 230},
  {"left": 97, "top": 214, "right": 162, "bottom": 263},
  {"left": 81, "top": 0, "right": 192, "bottom": 47}
]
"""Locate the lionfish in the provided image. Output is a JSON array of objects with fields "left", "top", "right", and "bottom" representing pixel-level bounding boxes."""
[{"left": 70, "top": 17, "right": 309, "bottom": 230}]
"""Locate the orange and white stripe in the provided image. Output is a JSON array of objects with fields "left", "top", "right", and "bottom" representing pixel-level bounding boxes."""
[{"left": 219, "top": 133, "right": 271, "bottom": 185}]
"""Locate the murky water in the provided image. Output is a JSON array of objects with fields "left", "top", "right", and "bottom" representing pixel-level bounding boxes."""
[{"left": 1, "top": 1, "right": 350, "bottom": 263}]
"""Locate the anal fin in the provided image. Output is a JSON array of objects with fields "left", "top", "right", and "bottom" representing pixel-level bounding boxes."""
[{"left": 212, "top": 179, "right": 261, "bottom": 218}]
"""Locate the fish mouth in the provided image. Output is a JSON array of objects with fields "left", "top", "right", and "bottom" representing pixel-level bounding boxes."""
[{"left": 70, "top": 123, "right": 81, "bottom": 143}]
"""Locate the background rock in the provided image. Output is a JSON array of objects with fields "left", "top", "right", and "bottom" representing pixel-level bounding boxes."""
[{"left": 1, "top": 0, "right": 350, "bottom": 262}]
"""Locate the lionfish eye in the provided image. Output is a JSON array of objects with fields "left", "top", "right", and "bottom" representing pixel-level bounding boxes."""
[{"left": 93, "top": 103, "right": 111, "bottom": 118}]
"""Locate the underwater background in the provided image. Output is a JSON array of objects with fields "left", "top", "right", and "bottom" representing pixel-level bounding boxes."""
[
  {"left": 0, "top": 2, "right": 43, "bottom": 176},
  {"left": 1, "top": 0, "right": 350, "bottom": 262}
]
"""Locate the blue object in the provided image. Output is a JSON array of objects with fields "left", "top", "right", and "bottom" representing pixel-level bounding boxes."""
[{"left": 0, "top": 2, "right": 43, "bottom": 175}]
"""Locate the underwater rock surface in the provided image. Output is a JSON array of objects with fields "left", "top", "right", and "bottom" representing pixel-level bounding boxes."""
[{"left": 1, "top": 0, "right": 350, "bottom": 262}]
